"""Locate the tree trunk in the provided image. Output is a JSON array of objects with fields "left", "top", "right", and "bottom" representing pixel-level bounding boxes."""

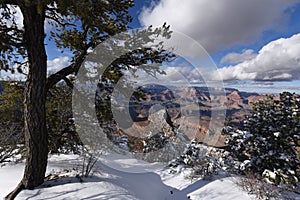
[
  {"left": 6, "top": 4, "right": 48, "bottom": 200},
  {"left": 22, "top": 3, "right": 48, "bottom": 189}
]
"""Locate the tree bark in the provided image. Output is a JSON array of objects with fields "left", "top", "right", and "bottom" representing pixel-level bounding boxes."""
[
  {"left": 22, "top": 2, "right": 48, "bottom": 188},
  {"left": 6, "top": 3, "right": 48, "bottom": 200}
]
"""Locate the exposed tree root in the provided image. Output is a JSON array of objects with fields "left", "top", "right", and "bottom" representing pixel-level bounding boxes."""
[{"left": 5, "top": 182, "right": 24, "bottom": 200}]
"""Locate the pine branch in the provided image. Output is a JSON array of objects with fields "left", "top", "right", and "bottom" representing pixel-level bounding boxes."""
[{"left": 46, "top": 50, "right": 87, "bottom": 90}]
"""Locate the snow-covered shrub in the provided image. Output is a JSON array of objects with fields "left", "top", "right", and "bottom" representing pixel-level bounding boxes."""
[
  {"left": 138, "top": 109, "right": 190, "bottom": 163},
  {"left": 168, "top": 140, "right": 228, "bottom": 178},
  {"left": 141, "top": 129, "right": 188, "bottom": 163},
  {"left": 222, "top": 92, "right": 300, "bottom": 186},
  {"left": 237, "top": 171, "right": 298, "bottom": 200},
  {"left": 143, "top": 131, "right": 169, "bottom": 153}
]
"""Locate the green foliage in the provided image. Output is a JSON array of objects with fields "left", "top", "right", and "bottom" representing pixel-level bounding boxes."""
[
  {"left": 223, "top": 92, "right": 300, "bottom": 186},
  {"left": 0, "top": 4, "right": 25, "bottom": 72},
  {"left": 0, "top": 81, "right": 24, "bottom": 123},
  {"left": 0, "top": 1, "right": 175, "bottom": 196},
  {"left": 0, "top": 81, "right": 24, "bottom": 141},
  {"left": 50, "top": 0, "right": 133, "bottom": 52},
  {"left": 1, "top": 0, "right": 134, "bottom": 80},
  {"left": 46, "top": 85, "right": 82, "bottom": 153},
  {"left": 1, "top": 1, "right": 175, "bottom": 155},
  {"left": 0, "top": 81, "right": 82, "bottom": 155},
  {"left": 0, "top": 81, "right": 25, "bottom": 163}
]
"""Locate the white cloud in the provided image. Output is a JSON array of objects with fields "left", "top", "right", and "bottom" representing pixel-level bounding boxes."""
[
  {"left": 0, "top": 56, "right": 70, "bottom": 81},
  {"left": 220, "top": 49, "right": 257, "bottom": 64},
  {"left": 163, "top": 65, "right": 204, "bottom": 83},
  {"left": 121, "top": 62, "right": 202, "bottom": 87},
  {"left": 47, "top": 56, "right": 70, "bottom": 75},
  {"left": 216, "top": 33, "right": 300, "bottom": 82},
  {"left": 139, "top": 0, "right": 298, "bottom": 52}
]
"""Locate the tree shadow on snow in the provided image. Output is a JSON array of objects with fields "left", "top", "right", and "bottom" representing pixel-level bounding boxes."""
[{"left": 20, "top": 162, "right": 216, "bottom": 200}]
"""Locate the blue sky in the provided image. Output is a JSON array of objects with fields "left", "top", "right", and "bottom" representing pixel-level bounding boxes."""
[
  {"left": 128, "top": 0, "right": 300, "bottom": 94},
  {"left": 2, "top": 1, "right": 300, "bottom": 94}
]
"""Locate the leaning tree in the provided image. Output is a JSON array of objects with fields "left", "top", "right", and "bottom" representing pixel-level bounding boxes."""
[{"left": 0, "top": 1, "right": 174, "bottom": 199}]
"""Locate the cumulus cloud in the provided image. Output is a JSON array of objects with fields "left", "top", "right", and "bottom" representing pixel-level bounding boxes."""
[
  {"left": 220, "top": 49, "right": 257, "bottom": 64},
  {"left": 216, "top": 33, "right": 300, "bottom": 82},
  {"left": 121, "top": 59, "right": 202, "bottom": 87},
  {"left": 139, "top": 0, "right": 298, "bottom": 52},
  {"left": 47, "top": 56, "right": 70, "bottom": 75},
  {"left": 163, "top": 65, "right": 206, "bottom": 84}
]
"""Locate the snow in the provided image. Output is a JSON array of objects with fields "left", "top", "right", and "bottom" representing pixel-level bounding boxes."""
[
  {"left": 0, "top": 162, "right": 24, "bottom": 198},
  {"left": 262, "top": 169, "right": 277, "bottom": 180},
  {"left": 273, "top": 132, "right": 280, "bottom": 137},
  {"left": 188, "top": 178, "right": 251, "bottom": 200},
  {"left": 0, "top": 153, "right": 253, "bottom": 200}
]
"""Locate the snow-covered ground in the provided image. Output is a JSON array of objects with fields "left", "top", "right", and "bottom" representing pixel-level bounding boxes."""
[{"left": 0, "top": 153, "right": 253, "bottom": 200}]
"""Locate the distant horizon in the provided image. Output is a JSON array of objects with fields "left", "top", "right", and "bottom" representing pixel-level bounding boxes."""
[
  {"left": 1, "top": 1, "right": 300, "bottom": 97},
  {"left": 1, "top": 79, "right": 299, "bottom": 95}
]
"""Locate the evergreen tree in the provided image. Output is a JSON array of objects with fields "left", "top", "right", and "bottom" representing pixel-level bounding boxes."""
[
  {"left": 0, "top": 81, "right": 23, "bottom": 124},
  {"left": 0, "top": 81, "right": 82, "bottom": 159},
  {"left": 0, "top": 81, "right": 25, "bottom": 163},
  {"left": 0, "top": 1, "right": 174, "bottom": 199},
  {"left": 46, "top": 84, "right": 82, "bottom": 154},
  {"left": 223, "top": 92, "right": 300, "bottom": 185}
]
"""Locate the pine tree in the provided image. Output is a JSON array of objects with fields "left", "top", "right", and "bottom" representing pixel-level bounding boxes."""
[{"left": 1, "top": 2, "right": 174, "bottom": 199}]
